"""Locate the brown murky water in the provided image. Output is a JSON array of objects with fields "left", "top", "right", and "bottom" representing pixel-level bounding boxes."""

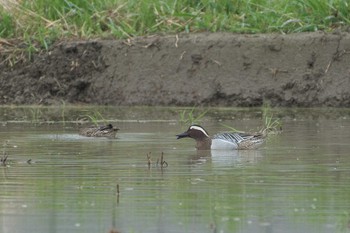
[{"left": 0, "top": 106, "right": 350, "bottom": 233}]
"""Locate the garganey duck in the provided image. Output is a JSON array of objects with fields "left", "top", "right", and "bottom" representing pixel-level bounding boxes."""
[
  {"left": 79, "top": 124, "right": 119, "bottom": 138},
  {"left": 176, "top": 125, "right": 266, "bottom": 150}
]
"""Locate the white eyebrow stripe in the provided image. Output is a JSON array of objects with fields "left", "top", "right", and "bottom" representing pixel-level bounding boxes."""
[{"left": 190, "top": 126, "right": 209, "bottom": 137}]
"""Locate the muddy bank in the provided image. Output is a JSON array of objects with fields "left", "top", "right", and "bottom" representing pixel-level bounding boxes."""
[{"left": 1, "top": 32, "right": 350, "bottom": 107}]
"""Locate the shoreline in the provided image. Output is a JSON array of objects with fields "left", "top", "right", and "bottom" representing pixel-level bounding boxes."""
[{"left": 1, "top": 32, "right": 349, "bottom": 107}]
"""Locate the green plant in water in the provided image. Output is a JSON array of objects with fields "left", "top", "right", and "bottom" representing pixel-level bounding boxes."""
[
  {"left": 219, "top": 122, "right": 245, "bottom": 133},
  {"left": 29, "top": 108, "right": 43, "bottom": 123},
  {"left": 263, "top": 113, "right": 282, "bottom": 133},
  {"left": 83, "top": 110, "right": 107, "bottom": 126},
  {"left": 58, "top": 100, "right": 67, "bottom": 125},
  {"left": 179, "top": 107, "right": 208, "bottom": 125},
  {"left": 1, "top": 140, "right": 9, "bottom": 166},
  {"left": 220, "top": 104, "right": 282, "bottom": 136},
  {"left": 261, "top": 103, "right": 282, "bottom": 135}
]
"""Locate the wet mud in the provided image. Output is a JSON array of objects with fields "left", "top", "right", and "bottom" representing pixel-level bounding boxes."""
[{"left": 1, "top": 32, "right": 350, "bottom": 107}]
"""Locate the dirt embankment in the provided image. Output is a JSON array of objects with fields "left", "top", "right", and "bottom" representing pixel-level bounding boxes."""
[{"left": 1, "top": 32, "right": 349, "bottom": 107}]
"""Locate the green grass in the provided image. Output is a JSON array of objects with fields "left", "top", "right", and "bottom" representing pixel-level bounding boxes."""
[
  {"left": 178, "top": 107, "right": 208, "bottom": 125},
  {"left": 220, "top": 104, "right": 282, "bottom": 135},
  {"left": 83, "top": 110, "right": 107, "bottom": 126},
  {"left": 0, "top": 0, "right": 349, "bottom": 56},
  {"left": 260, "top": 103, "right": 282, "bottom": 135}
]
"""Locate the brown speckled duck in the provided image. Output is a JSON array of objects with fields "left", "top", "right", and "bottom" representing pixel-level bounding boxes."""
[{"left": 79, "top": 124, "right": 119, "bottom": 138}]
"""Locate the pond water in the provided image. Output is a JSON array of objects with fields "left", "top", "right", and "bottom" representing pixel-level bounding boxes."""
[{"left": 0, "top": 106, "right": 350, "bottom": 233}]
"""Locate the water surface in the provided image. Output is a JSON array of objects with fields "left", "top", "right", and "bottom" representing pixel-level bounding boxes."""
[{"left": 0, "top": 107, "right": 350, "bottom": 233}]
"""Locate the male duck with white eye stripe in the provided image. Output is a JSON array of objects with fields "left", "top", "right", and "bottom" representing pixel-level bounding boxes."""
[{"left": 176, "top": 125, "right": 266, "bottom": 150}]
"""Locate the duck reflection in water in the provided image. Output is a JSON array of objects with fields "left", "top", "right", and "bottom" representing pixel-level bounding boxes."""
[{"left": 192, "top": 149, "right": 263, "bottom": 167}]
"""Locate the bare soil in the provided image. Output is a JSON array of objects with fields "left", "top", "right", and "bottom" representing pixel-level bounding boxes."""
[{"left": 1, "top": 32, "right": 350, "bottom": 107}]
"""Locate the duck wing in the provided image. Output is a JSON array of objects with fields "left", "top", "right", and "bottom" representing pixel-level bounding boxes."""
[
  {"left": 213, "top": 132, "right": 245, "bottom": 143},
  {"left": 98, "top": 124, "right": 113, "bottom": 131},
  {"left": 213, "top": 132, "right": 264, "bottom": 142}
]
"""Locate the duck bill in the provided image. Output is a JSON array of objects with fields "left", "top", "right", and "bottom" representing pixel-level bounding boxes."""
[{"left": 176, "top": 131, "right": 189, "bottom": 139}]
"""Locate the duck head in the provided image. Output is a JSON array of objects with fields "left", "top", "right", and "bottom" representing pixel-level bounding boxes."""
[
  {"left": 176, "top": 125, "right": 210, "bottom": 140},
  {"left": 176, "top": 125, "right": 211, "bottom": 150}
]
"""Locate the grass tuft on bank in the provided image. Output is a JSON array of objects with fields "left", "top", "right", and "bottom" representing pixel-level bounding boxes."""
[{"left": 0, "top": 0, "right": 349, "bottom": 55}]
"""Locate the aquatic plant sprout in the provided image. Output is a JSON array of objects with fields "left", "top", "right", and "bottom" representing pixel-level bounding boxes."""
[{"left": 178, "top": 107, "right": 208, "bottom": 125}]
